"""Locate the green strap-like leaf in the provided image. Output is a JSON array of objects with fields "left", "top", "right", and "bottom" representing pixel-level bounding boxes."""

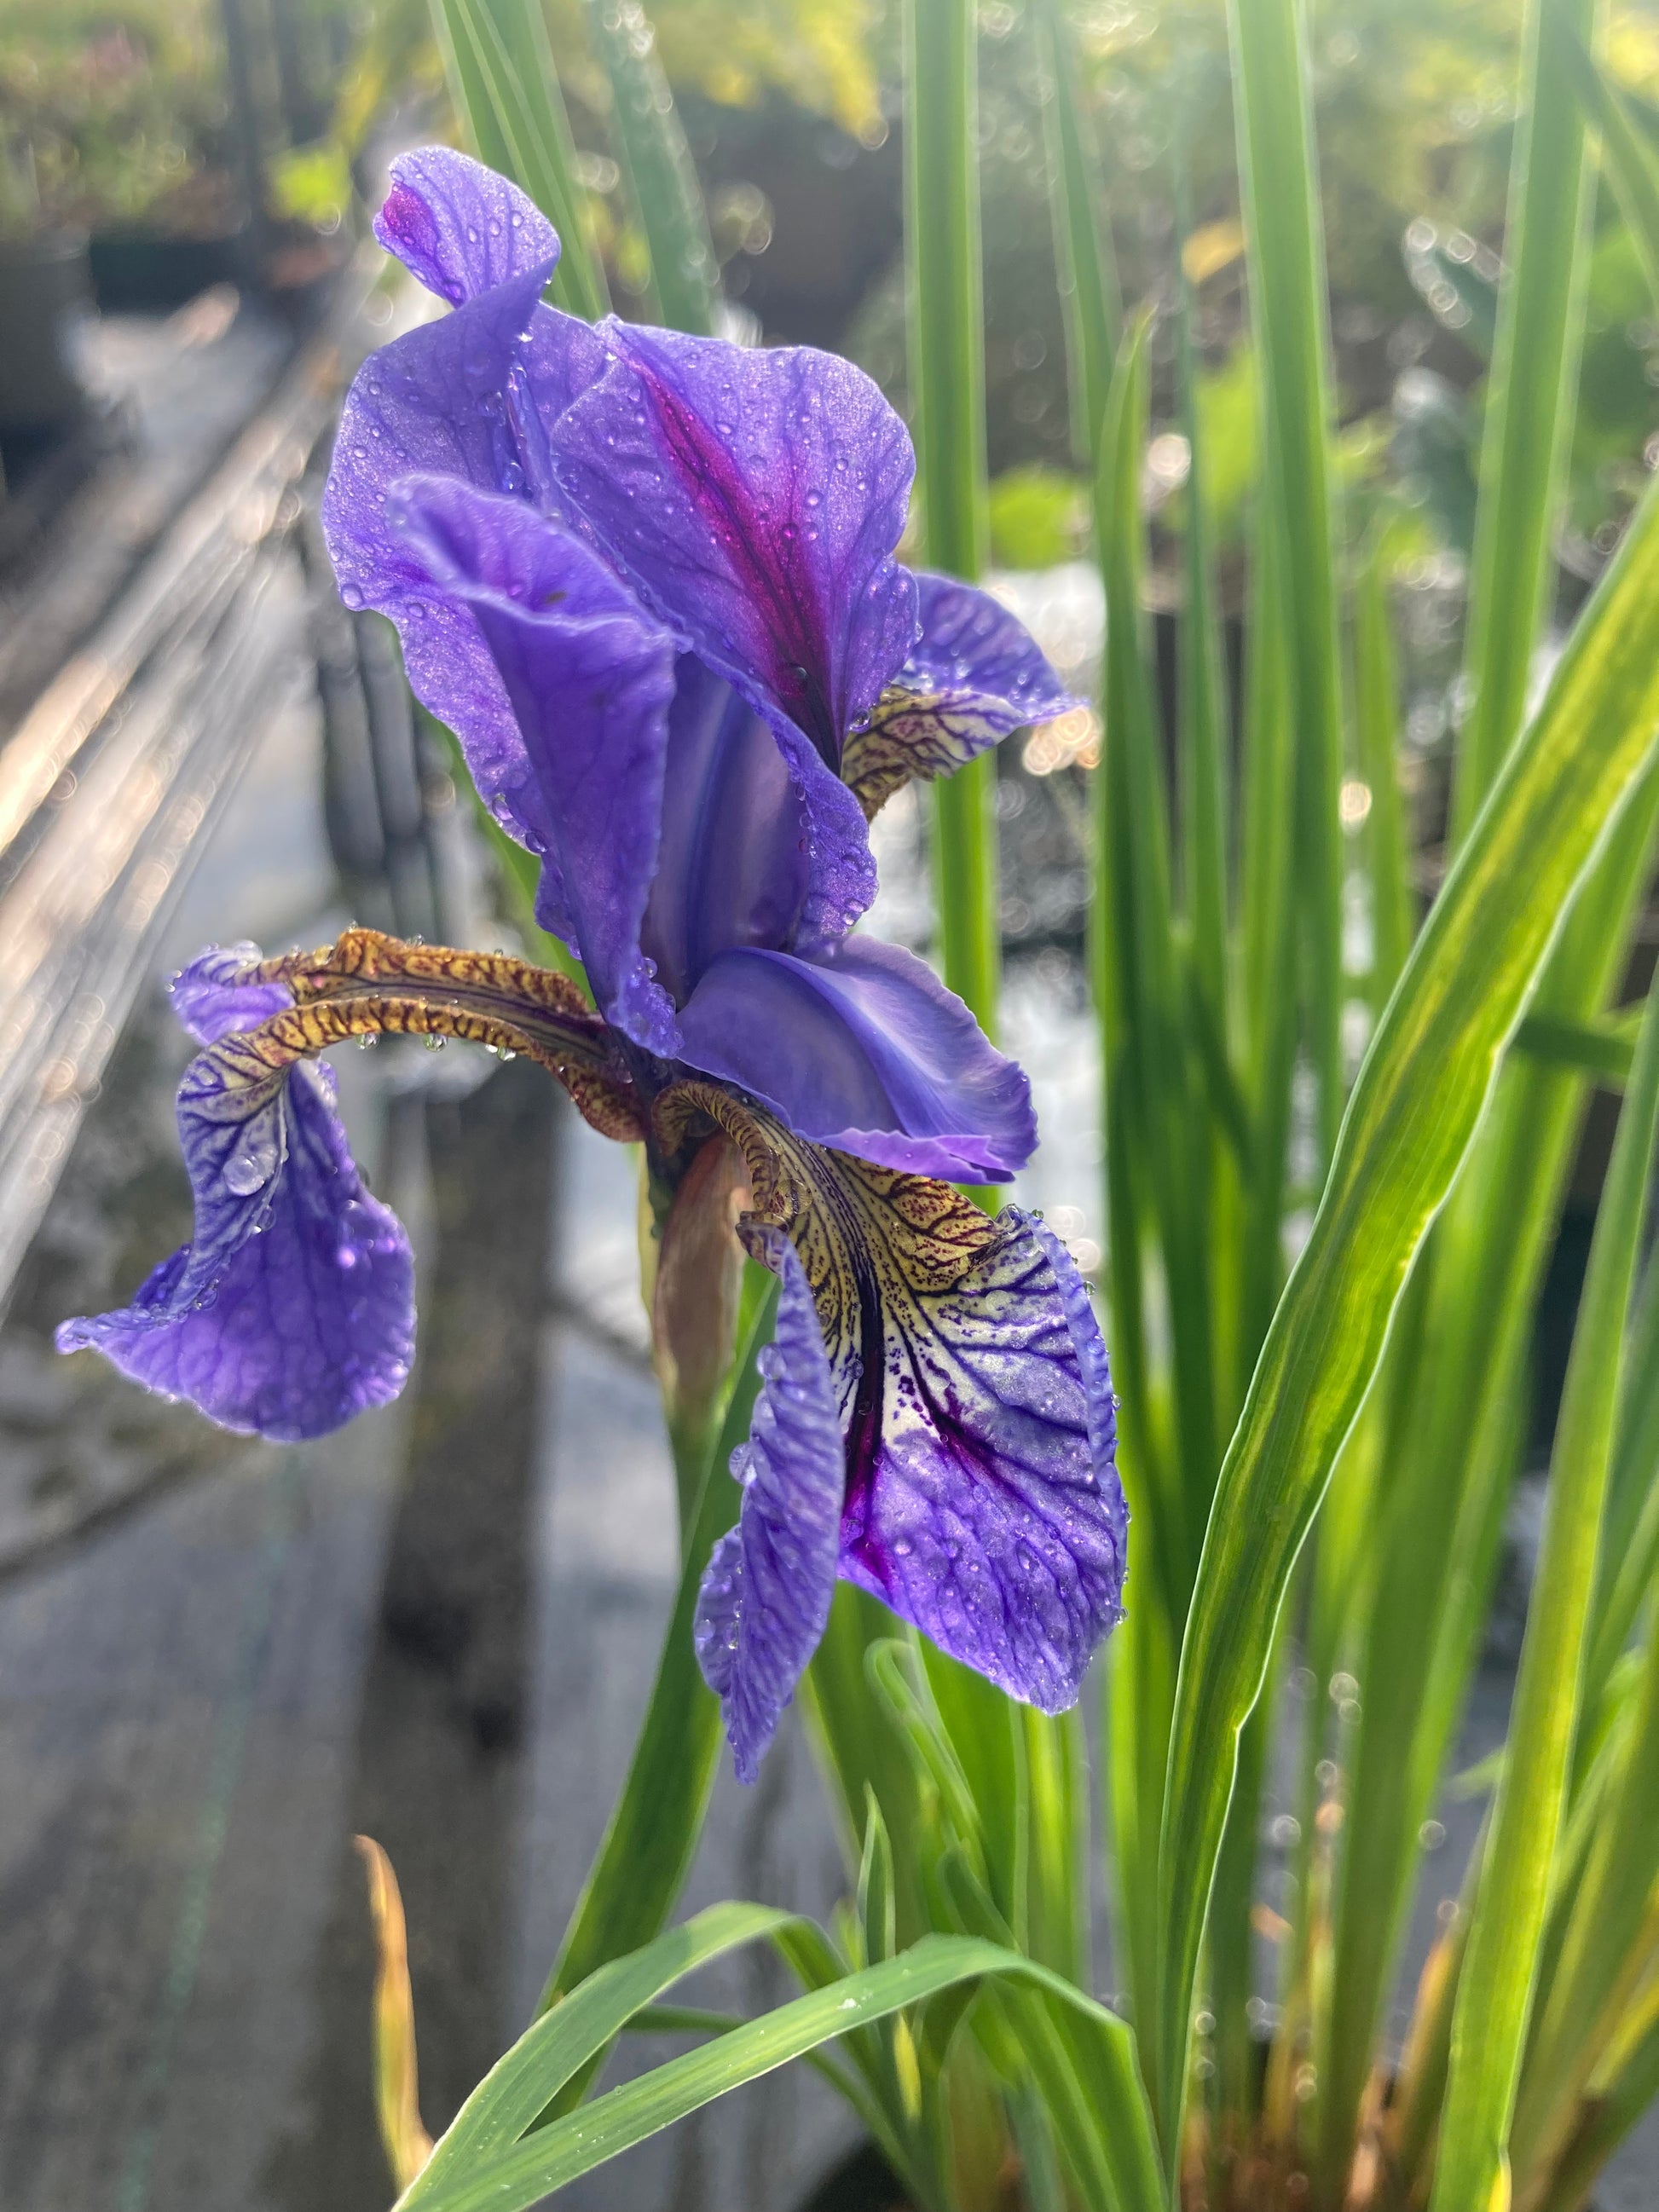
[
  {"left": 400, "top": 1931, "right": 1161, "bottom": 2212},
  {"left": 1033, "top": 0, "right": 1120, "bottom": 466},
  {"left": 1228, "top": 0, "right": 1345, "bottom": 1171},
  {"left": 1451, "top": 0, "right": 1598, "bottom": 837},
  {"left": 1558, "top": 20, "right": 1659, "bottom": 315},
  {"left": 1153, "top": 474, "right": 1659, "bottom": 2154},
  {"left": 1431, "top": 970, "right": 1659, "bottom": 2210},
  {"left": 411, "top": 1902, "right": 800, "bottom": 2197},
  {"left": 583, "top": 0, "right": 720, "bottom": 335},
  {"left": 531, "top": 1280, "right": 779, "bottom": 2063},
  {"left": 905, "top": 0, "right": 998, "bottom": 1042},
  {"left": 428, "top": 0, "right": 610, "bottom": 320}
]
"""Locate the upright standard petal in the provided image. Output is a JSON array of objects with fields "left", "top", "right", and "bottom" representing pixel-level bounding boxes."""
[
  {"left": 323, "top": 160, "right": 606, "bottom": 869},
  {"left": 673, "top": 935, "right": 1036, "bottom": 1183},
  {"left": 388, "top": 475, "right": 680, "bottom": 1053},
  {"left": 841, "top": 572, "right": 1079, "bottom": 820},
  {"left": 695, "top": 1230, "right": 845, "bottom": 1783},
  {"left": 552, "top": 324, "right": 918, "bottom": 759},
  {"left": 659, "top": 1089, "right": 1128, "bottom": 1717},
  {"left": 639, "top": 656, "right": 810, "bottom": 1008},
  {"left": 374, "top": 145, "right": 560, "bottom": 305},
  {"left": 57, "top": 971, "right": 413, "bottom": 1441},
  {"left": 551, "top": 323, "right": 917, "bottom": 946}
]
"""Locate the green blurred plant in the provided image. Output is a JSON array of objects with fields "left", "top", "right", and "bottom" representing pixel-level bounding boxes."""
[
  {"left": 364, "top": 3, "right": 1659, "bottom": 2209},
  {"left": 0, "top": 0, "right": 228, "bottom": 235}
]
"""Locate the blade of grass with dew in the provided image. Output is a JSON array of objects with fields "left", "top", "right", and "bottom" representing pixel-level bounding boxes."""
[
  {"left": 1451, "top": 0, "right": 1598, "bottom": 840},
  {"left": 1034, "top": 0, "right": 1120, "bottom": 468},
  {"left": 1430, "top": 968, "right": 1659, "bottom": 2212},
  {"left": 429, "top": 0, "right": 609, "bottom": 320},
  {"left": 1093, "top": 326, "right": 1208, "bottom": 2047},
  {"left": 532, "top": 1276, "right": 777, "bottom": 2069},
  {"left": 1228, "top": 0, "right": 1345, "bottom": 1174},
  {"left": 905, "top": 0, "right": 997, "bottom": 1038},
  {"left": 399, "top": 1936, "right": 1162, "bottom": 2212},
  {"left": 421, "top": 1904, "right": 801, "bottom": 2195},
  {"left": 582, "top": 0, "right": 719, "bottom": 334},
  {"left": 1152, "top": 477, "right": 1659, "bottom": 2162}
]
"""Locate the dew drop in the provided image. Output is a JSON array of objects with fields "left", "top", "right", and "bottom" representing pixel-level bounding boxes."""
[{"left": 223, "top": 1122, "right": 280, "bottom": 1196}]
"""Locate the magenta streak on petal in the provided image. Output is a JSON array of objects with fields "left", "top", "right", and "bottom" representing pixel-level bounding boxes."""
[{"left": 626, "top": 349, "right": 837, "bottom": 759}]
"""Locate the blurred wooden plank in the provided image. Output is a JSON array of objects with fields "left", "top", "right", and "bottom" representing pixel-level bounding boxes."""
[{"left": 0, "top": 260, "right": 388, "bottom": 1323}]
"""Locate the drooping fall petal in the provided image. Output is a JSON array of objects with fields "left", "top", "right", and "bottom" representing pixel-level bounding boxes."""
[{"left": 695, "top": 1229, "right": 845, "bottom": 1782}]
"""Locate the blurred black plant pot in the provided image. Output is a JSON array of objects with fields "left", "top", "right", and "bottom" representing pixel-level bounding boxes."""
[
  {"left": 88, "top": 223, "right": 248, "bottom": 312},
  {"left": 0, "top": 228, "right": 92, "bottom": 436},
  {"left": 795, "top": 2142, "right": 914, "bottom": 2212}
]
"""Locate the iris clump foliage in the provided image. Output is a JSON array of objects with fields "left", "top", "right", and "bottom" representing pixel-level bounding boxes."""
[{"left": 52, "top": 0, "right": 1659, "bottom": 2207}]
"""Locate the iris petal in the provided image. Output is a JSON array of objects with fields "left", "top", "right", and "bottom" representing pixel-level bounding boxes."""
[
  {"left": 322, "top": 162, "right": 606, "bottom": 869},
  {"left": 824, "top": 1173, "right": 1125, "bottom": 1713},
  {"left": 388, "top": 474, "right": 681, "bottom": 1054},
  {"left": 551, "top": 321, "right": 918, "bottom": 947},
  {"left": 660, "top": 1089, "right": 1127, "bottom": 1719},
  {"left": 373, "top": 144, "right": 560, "bottom": 305},
  {"left": 694, "top": 1230, "right": 845, "bottom": 1782},
  {"left": 170, "top": 941, "right": 295, "bottom": 1042},
  {"left": 841, "top": 572, "right": 1080, "bottom": 820},
  {"left": 56, "top": 954, "right": 413, "bottom": 1441},
  {"left": 552, "top": 322, "right": 917, "bottom": 760},
  {"left": 674, "top": 935, "right": 1036, "bottom": 1182},
  {"left": 639, "top": 656, "right": 810, "bottom": 1007}
]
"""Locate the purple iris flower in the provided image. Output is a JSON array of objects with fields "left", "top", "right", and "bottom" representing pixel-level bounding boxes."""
[{"left": 57, "top": 148, "right": 1127, "bottom": 1781}]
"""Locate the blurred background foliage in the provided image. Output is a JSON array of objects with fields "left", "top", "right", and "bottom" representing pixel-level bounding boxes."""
[
  {"left": 0, "top": 0, "right": 231, "bottom": 234},
  {"left": 10, "top": 0, "right": 1659, "bottom": 573},
  {"left": 349, "top": 0, "right": 1659, "bottom": 579}
]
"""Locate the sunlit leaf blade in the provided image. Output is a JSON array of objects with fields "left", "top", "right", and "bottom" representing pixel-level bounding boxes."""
[
  {"left": 905, "top": 0, "right": 998, "bottom": 1042},
  {"left": 428, "top": 0, "right": 610, "bottom": 320},
  {"left": 1154, "top": 476, "right": 1659, "bottom": 2153},
  {"left": 1431, "top": 973, "right": 1659, "bottom": 2211},
  {"left": 399, "top": 1932, "right": 1161, "bottom": 2212},
  {"left": 413, "top": 1902, "right": 801, "bottom": 2200},
  {"left": 583, "top": 0, "right": 720, "bottom": 334},
  {"left": 1228, "top": 0, "right": 1345, "bottom": 1170},
  {"left": 1315, "top": 766, "right": 1659, "bottom": 2203},
  {"left": 1452, "top": 0, "right": 1598, "bottom": 838}
]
